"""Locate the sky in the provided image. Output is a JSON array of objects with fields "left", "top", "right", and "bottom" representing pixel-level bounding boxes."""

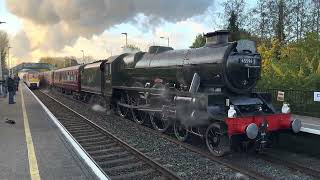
[{"left": 0, "top": 0, "right": 255, "bottom": 67}]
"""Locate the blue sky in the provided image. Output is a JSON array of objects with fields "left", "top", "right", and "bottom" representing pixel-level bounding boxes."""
[
  {"left": 0, "top": 0, "right": 256, "bottom": 65},
  {"left": 0, "top": 0, "right": 21, "bottom": 35}
]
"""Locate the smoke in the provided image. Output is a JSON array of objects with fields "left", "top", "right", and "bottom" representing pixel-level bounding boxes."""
[
  {"left": 233, "top": 173, "right": 249, "bottom": 180},
  {"left": 6, "top": 0, "right": 214, "bottom": 59},
  {"left": 92, "top": 104, "right": 107, "bottom": 112}
]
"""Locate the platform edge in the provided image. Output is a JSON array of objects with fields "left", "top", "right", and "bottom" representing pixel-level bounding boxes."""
[{"left": 25, "top": 86, "right": 110, "bottom": 180}]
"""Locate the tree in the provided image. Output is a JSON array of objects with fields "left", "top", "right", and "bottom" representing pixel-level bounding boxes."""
[
  {"left": 222, "top": 0, "right": 246, "bottom": 27},
  {"left": 222, "top": 0, "right": 251, "bottom": 41},
  {"left": 257, "top": 32, "right": 320, "bottom": 90},
  {"left": 64, "top": 56, "right": 79, "bottom": 67},
  {"left": 0, "top": 31, "right": 9, "bottom": 75},
  {"left": 306, "top": 0, "right": 320, "bottom": 36},
  {"left": 39, "top": 56, "right": 79, "bottom": 68},
  {"left": 190, "top": 34, "right": 206, "bottom": 48},
  {"left": 227, "top": 10, "right": 240, "bottom": 41},
  {"left": 123, "top": 44, "right": 141, "bottom": 53},
  {"left": 276, "top": 0, "right": 286, "bottom": 43}
]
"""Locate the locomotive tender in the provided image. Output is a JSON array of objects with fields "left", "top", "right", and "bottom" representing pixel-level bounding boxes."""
[{"left": 41, "top": 30, "right": 301, "bottom": 156}]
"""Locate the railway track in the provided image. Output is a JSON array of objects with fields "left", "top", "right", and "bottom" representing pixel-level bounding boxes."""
[
  {"left": 258, "top": 153, "right": 320, "bottom": 179},
  {"left": 37, "top": 90, "right": 276, "bottom": 180},
  {"left": 39, "top": 89, "right": 320, "bottom": 179},
  {"left": 34, "top": 90, "right": 181, "bottom": 180}
]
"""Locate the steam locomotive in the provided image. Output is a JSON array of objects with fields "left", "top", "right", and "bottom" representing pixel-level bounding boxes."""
[{"left": 40, "top": 30, "right": 301, "bottom": 156}]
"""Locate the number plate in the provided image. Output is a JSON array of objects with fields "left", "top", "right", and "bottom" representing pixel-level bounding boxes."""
[{"left": 240, "top": 58, "right": 255, "bottom": 64}]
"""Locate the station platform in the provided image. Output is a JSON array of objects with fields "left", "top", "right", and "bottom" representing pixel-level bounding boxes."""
[
  {"left": 0, "top": 84, "right": 105, "bottom": 180},
  {"left": 292, "top": 114, "right": 320, "bottom": 135}
]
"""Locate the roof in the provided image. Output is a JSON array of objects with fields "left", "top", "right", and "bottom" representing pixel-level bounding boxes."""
[
  {"left": 54, "top": 65, "right": 82, "bottom": 72},
  {"left": 106, "top": 53, "right": 128, "bottom": 63}
]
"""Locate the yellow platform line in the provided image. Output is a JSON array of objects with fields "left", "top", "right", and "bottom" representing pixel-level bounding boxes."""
[{"left": 21, "top": 90, "right": 41, "bottom": 180}]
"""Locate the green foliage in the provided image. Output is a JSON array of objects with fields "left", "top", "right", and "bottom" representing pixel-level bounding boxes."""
[
  {"left": 257, "top": 32, "right": 320, "bottom": 90},
  {"left": 0, "top": 31, "right": 9, "bottom": 75},
  {"left": 126, "top": 44, "right": 140, "bottom": 51},
  {"left": 39, "top": 56, "right": 79, "bottom": 68},
  {"left": 228, "top": 11, "right": 240, "bottom": 41},
  {"left": 190, "top": 34, "right": 206, "bottom": 48}
]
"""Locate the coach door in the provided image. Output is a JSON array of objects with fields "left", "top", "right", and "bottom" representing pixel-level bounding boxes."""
[{"left": 104, "top": 63, "right": 112, "bottom": 97}]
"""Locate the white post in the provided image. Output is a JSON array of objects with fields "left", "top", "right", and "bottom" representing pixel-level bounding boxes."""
[{"left": 0, "top": 55, "right": 3, "bottom": 96}]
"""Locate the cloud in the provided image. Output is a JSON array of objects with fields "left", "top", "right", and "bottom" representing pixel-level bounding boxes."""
[{"left": 6, "top": 0, "right": 214, "bottom": 61}]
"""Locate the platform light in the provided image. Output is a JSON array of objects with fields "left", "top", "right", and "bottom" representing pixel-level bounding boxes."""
[
  {"left": 228, "top": 105, "right": 237, "bottom": 118},
  {"left": 281, "top": 102, "right": 290, "bottom": 114}
]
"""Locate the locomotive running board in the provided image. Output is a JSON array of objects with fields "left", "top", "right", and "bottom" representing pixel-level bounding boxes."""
[{"left": 117, "top": 102, "right": 162, "bottom": 112}]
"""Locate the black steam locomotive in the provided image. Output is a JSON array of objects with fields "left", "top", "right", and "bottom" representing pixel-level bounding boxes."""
[{"left": 42, "top": 30, "right": 301, "bottom": 156}]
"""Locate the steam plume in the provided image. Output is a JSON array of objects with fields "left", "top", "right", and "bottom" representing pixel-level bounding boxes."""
[{"left": 6, "top": 0, "right": 214, "bottom": 59}]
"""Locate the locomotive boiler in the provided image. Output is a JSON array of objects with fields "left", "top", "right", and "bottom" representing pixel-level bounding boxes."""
[{"left": 120, "top": 30, "right": 261, "bottom": 94}]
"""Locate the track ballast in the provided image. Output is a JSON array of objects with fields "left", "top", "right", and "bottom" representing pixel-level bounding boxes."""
[{"left": 34, "top": 90, "right": 181, "bottom": 180}]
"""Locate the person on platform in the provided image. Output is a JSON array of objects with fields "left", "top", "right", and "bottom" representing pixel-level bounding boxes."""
[
  {"left": 14, "top": 74, "right": 20, "bottom": 91},
  {"left": 7, "top": 76, "right": 15, "bottom": 104}
]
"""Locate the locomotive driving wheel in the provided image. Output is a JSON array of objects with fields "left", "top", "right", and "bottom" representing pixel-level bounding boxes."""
[
  {"left": 149, "top": 83, "right": 170, "bottom": 132},
  {"left": 205, "top": 123, "right": 230, "bottom": 156},
  {"left": 117, "top": 92, "right": 130, "bottom": 118},
  {"left": 173, "top": 120, "right": 189, "bottom": 142},
  {"left": 130, "top": 95, "right": 148, "bottom": 124},
  {"left": 150, "top": 112, "right": 170, "bottom": 133},
  {"left": 130, "top": 82, "right": 149, "bottom": 124}
]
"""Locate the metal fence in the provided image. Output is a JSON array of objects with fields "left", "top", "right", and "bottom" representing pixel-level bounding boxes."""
[{"left": 255, "top": 89, "right": 320, "bottom": 117}]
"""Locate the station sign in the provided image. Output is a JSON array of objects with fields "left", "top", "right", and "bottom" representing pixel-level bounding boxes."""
[
  {"left": 277, "top": 91, "right": 285, "bottom": 101},
  {"left": 314, "top": 92, "right": 320, "bottom": 102}
]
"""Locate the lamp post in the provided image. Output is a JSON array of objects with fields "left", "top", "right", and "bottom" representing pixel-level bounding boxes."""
[
  {"left": 81, "top": 50, "right": 85, "bottom": 64},
  {"left": 0, "top": 21, "right": 6, "bottom": 97},
  {"left": 121, "top": 33, "right": 128, "bottom": 47},
  {"left": 0, "top": 21, "right": 6, "bottom": 79},
  {"left": 8, "top": 46, "right": 12, "bottom": 76},
  {"left": 160, "top": 36, "right": 170, "bottom": 46}
]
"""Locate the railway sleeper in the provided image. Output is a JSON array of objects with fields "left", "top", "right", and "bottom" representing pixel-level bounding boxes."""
[
  {"left": 71, "top": 130, "right": 100, "bottom": 136},
  {"left": 77, "top": 136, "right": 109, "bottom": 144},
  {"left": 74, "top": 134, "right": 106, "bottom": 142},
  {"left": 67, "top": 127, "right": 96, "bottom": 133},
  {"left": 88, "top": 146, "right": 123, "bottom": 156},
  {"left": 95, "top": 153, "right": 134, "bottom": 164},
  {"left": 63, "top": 124, "right": 89, "bottom": 129},
  {"left": 81, "top": 139, "right": 113, "bottom": 147},
  {"left": 73, "top": 133, "right": 105, "bottom": 140},
  {"left": 61, "top": 121, "right": 88, "bottom": 125},
  {"left": 98, "top": 156, "right": 137, "bottom": 168},
  {"left": 103, "top": 161, "right": 144, "bottom": 172},
  {"left": 106, "top": 164, "right": 156, "bottom": 178},
  {"left": 84, "top": 142, "right": 118, "bottom": 151},
  {"left": 93, "top": 151, "right": 130, "bottom": 162},
  {"left": 109, "top": 169, "right": 158, "bottom": 180}
]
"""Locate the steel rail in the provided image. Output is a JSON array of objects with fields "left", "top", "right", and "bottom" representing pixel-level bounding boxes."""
[
  {"left": 120, "top": 118, "right": 273, "bottom": 180},
  {"left": 36, "top": 90, "right": 181, "bottom": 180},
  {"left": 258, "top": 154, "right": 320, "bottom": 179},
  {"left": 39, "top": 90, "right": 272, "bottom": 180}
]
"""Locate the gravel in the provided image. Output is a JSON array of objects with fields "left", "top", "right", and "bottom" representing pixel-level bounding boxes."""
[{"left": 40, "top": 89, "right": 316, "bottom": 180}]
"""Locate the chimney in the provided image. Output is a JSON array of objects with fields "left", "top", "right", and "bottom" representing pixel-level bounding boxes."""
[{"left": 204, "top": 30, "right": 229, "bottom": 46}]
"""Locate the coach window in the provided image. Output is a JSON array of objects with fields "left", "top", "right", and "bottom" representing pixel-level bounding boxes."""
[{"left": 105, "top": 63, "right": 111, "bottom": 75}]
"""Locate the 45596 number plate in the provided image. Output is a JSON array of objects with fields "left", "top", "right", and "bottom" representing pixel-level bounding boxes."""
[{"left": 239, "top": 58, "right": 255, "bottom": 64}]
